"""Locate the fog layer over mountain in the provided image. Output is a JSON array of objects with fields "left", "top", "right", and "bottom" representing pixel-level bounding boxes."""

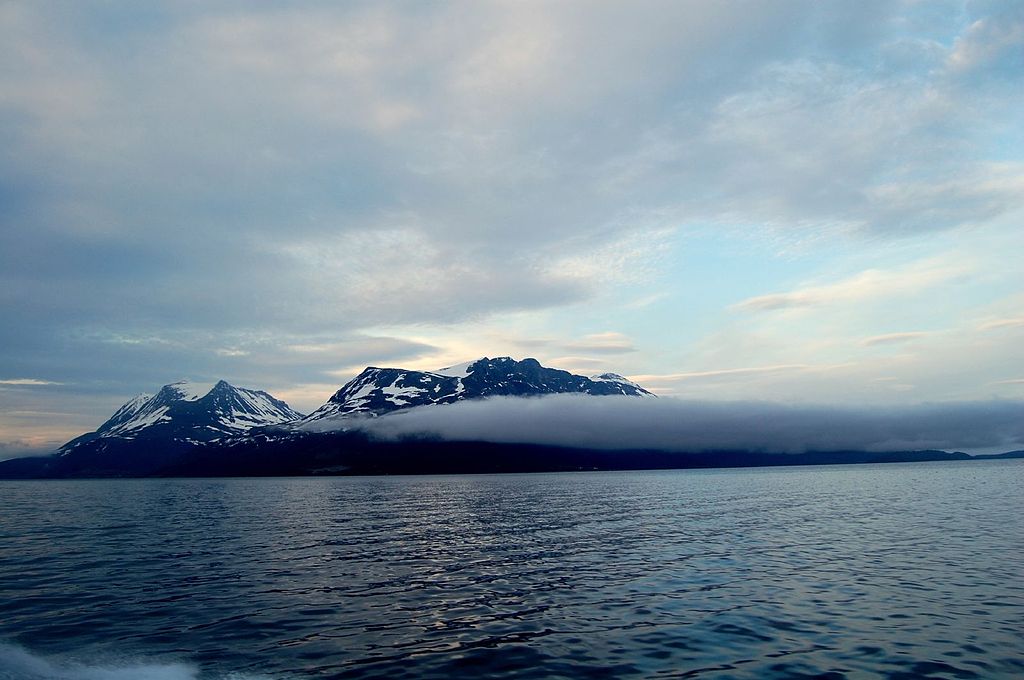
[{"left": 339, "top": 395, "right": 1024, "bottom": 455}]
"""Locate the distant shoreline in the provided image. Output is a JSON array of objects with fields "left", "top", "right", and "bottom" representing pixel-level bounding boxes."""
[{"left": 2, "top": 434, "right": 1021, "bottom": 479}]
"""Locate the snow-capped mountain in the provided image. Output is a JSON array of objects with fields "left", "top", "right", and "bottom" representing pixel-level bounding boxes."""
[
  {"left": 1, "top": 361, "right": 992, "bottom": 480},
  {"left": 60, "top": 380, "right": 303, "bottom": 454},
  {"left": 98, "top": 392, "right": 153, "bottom": 433},
  {"left": 300, "top": 356, "right": 654, "bottom": 425}
]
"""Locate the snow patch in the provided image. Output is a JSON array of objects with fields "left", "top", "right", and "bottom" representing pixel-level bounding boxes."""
[
  {"left": 167, "top": 381, "right": 215, "bottom": 401},
  {"left": 346, "top": 381, "right": 377, "bottom": 403},
  {"left": 591, "top": 373, "right": 641, "bottom": 387},
  {"left": 120, "top": 393, "right": 152, "bottom": 414},
  {"left": 433, "top": 359, "right": 481, "bottom": 378},
  {"left": 382, "top": 385, "right": 427, "bottom": 404},
  {"left": 108, "top": 406, "right": 170, "bottom": 435}
]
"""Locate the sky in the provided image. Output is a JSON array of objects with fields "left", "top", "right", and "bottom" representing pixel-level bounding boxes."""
[{"left": 1, "top": 0, "right": 1023, "bottom": 456}]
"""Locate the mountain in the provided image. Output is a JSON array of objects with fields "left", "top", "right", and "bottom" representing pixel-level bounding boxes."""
[
  {"left": 59, "top": 380, "right": 303, "bottom": 456},
  {"left": 4, "top": 360, "right": 652, "bottom": 477},
  {"left": 299, "top": 356, "right": 654, "bottom": 425},
  {"left": 1, "top": 359, "right": 1001, "bottom": 480}
]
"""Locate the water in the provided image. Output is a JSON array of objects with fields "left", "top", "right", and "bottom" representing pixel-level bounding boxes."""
[{"left": 1, "top": 461, "right": 1022, "bottom": 679}]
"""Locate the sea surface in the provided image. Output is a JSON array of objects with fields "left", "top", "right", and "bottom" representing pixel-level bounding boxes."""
[{"left": 1, "top": 460, "right": 1022, "bottom": 679}]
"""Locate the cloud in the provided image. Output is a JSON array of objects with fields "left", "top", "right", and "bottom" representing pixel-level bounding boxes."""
[
  {"left": 0, "top": 379, "right": 62, "bottom": 386},
  {"left": 0, "top": 393, "right": 99, "bottom": 459},
  {"left": 633, "top": 364, "right": 828, "bottom": 386},
  {"left": 947, "top": 7, "right": 1024, "bottom": 76},
  {"left": 860, "top": 332, "right": 930, "bottom": 346},
  {"left": 562, "top": 332, "right": 637, "bottom": 355},
  {"left": 280, "top": 227, "right": 592, "bottom": 326},
  {"left": 978, "top": 316, "right": 1024, "bottom": 331},
  {"left": 732, "top": 257, "right": 971, "bottom": 312},
  {"left": 344, "top": 394, "right": 1024, "bottom": 455},
  {"left": 0, "top": 438, "right": 59, "bottom": 460},
  {"left": 282, "top": 335, "right": 439, "bottom": 363},
  {"left": 545, "top": 356, "right": 614, "bottom": 372}
]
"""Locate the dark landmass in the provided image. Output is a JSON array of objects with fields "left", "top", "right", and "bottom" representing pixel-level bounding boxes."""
[
  {"left": 0, "top": 429, "right": 993, "bottom": 479},
  {"left": 971, "top": 450, "right": 1024, "bottom": 460}
]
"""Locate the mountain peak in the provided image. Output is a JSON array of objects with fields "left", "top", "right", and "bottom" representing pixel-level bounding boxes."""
[
  {"left": 163, "top": 380, "right": 217, "bottom": 402},
  {"left": 592, "top": 372, "right": 642, "bottom": 384},
  {"left": 59, "top": 380, "right": 302, "bottom": 454},
  {"left": 299, "top": 356, "right": 653, "bottom": 425}
]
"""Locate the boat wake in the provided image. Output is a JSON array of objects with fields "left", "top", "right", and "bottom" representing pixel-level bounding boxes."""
[{"left": 0, "top": 643, "right": 272, "bottom": 680}]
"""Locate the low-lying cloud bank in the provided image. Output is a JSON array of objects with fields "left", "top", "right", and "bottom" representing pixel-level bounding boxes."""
[{"left": 339, "top": 395, "right": 1024, "bottom": 455}]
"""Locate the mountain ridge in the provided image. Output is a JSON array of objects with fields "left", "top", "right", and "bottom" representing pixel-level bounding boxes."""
[
  {"left": 59, "top": 379, "right": 303, "bottom": 456},
  {"left": 300, "top": 356, "right": 654, "bottom": 425}
]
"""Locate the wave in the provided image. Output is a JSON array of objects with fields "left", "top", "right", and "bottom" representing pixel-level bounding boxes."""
[{"left": 0, "top": 643, "right": 272, "bottom": 680}]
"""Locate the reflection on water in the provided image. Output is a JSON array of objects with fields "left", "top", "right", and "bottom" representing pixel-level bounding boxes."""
[{"left": 1, "top": 461, "right": 1023, "bottom": 678}]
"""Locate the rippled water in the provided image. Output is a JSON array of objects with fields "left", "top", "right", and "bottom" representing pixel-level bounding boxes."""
[{"left": 1, "top": 461, "right": 1022, "bottom": 679}]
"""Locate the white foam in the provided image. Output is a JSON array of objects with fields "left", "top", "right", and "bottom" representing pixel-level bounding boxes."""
[{"left": 0, "top": 643, "right": 274, "bottom": 680}]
